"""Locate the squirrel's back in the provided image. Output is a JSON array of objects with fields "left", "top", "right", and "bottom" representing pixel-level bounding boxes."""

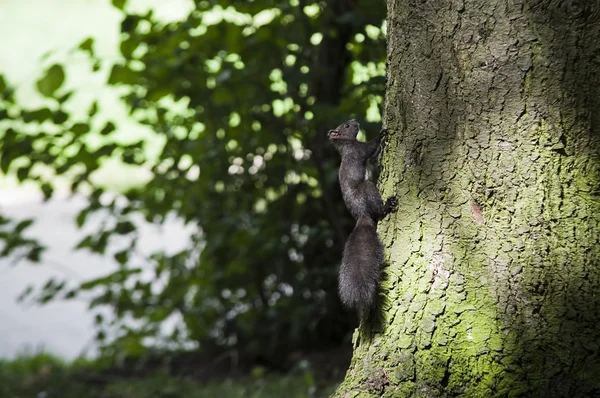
[{"left": 338, "top": 216, "right": 383, "bottom": 309}]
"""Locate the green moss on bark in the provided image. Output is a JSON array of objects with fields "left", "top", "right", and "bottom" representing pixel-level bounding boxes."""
[{"left": 334, "top": 0, "right": 600, "bottom": 397}]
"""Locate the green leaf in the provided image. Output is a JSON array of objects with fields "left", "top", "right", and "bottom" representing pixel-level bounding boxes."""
[
  {"left": 26, "top": 245, "right": 43, "bottom": 262},
  {"left": 89, "top": 101, "right": 98, "bottom": 117},
  {"left": 81, "top": 268, "right": 141, "bottom": 290},
  {"left": 36, "top": 64, "right": 65, "bottom": 98},
  {"left": 0, "top": 74, "right": 6, "bottom": 93},
  {"left": 52, "top": 109, "right": 69, "bottom": 124},
  {"left": 114, "top": 250, "right": 129, "bottom": 265},
  {"left": 112, "top": 0, "right": 127, "bottom": 10},
  {"left": 78, "top": 37, "right": 95, "bottom": 57},
  {"left": 40, "top": 182, "right": 54, "bottom": 200},
  {"left": 75, "top": 235, "right": 93, "bottom": 250},
  {"left": 75, "top": 208, "right": 90, "bottom": 228},
  {"left": 0, "top": 139, "right": 14, "bottom": 173},
  {"left": 100, "top": 121, "right": 116, "bottom": 135},
  {"left": 15, "top": 219, "right": 34, "bottom": 234},
  {"left": 17, "top": 285, "right": 34, "bottom": 303},
  {"left": 108, "top": 64, "right": 136, "bottom": 85},
  {"left": 22, "top": 108, "right": 52, "bottom": 123},
  {"left": 16, "top": 166, "right": 30, "bottom": 182},
  {"left": 72, "top": 122, "right": 90, "bottom": 135},
  {"left": 115, "top": 220, "right": 135, "bottom": 234},
  {"left": 120, "top": 37, "right": 138, "bottom": 58},
  {"left": 57, "top": 90, "right": 74, "bottom": 103},
  {"left": 121, "top": 15, "right": 138, "bottom": 33},
  {"left": 96, "top": 143, "right": 117, "bottom": 157},
  {"left": 39, "top": 278, "right": 66, "bottom": 304}
]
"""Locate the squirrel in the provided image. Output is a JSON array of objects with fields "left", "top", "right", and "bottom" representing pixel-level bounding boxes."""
[{"left": 328, "top": 119, "right": 397, "bottom": 312}]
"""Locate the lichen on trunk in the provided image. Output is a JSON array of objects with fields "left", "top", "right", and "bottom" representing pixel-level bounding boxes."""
[{"left": 334, "top": 1, "right": 600, "bottom": 397}]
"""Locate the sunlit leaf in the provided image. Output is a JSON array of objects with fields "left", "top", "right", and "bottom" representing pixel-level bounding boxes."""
[
  {"left": 89, "top": 101, "right": 98, "bottom": 116},
  {"left": 52, "top": 109, "right": 69, "bottom": 124},
  {"left": 108, "top": 64, "right": 136, "bottom": 85},
  {"left": 114, "top": 250, "right": 129, "bottom": 265},
  {"left": 115, "top": 220, "right": 135, "bottom": 234},
  {"left": 78, "top": 37, "right": 95, "bottom": 57},
  {"left": 100, "top": 121, "right": 116, "bottom": 135},
  {"left": 14, "top": 219, "right": 34, "bottom": 234},
  {"left": 15, "top": 166, "right": 31, "bottom": 182},
  {"left": 26, "top": 245, "right": 43, "bottom": 262},
  {"left": 57, "top": 90, "right": 74, "bottom": 103},
  {"left": 72, "top": 122, "right": 90, "bottom": 135},
  {"left": 112, "top": 0, "right": 127, "bottom": 11},
  {"left": 36, "top": 64, "right": 65, "bottom": 97},
  {"left": 21, "top": 108, "right": 52, "bottom": 123},
  {"left": 40, "top": 182, "right": 53, "bottom": 200}
]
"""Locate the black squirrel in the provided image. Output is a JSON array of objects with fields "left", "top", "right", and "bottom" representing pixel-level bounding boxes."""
[{"left": 328, "top": 119, "right": 397, "bottom": 311}]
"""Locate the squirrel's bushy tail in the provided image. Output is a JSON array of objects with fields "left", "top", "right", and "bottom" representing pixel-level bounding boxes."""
[{"left": 338, "top": 216, "right": 383, "bottom": 309}]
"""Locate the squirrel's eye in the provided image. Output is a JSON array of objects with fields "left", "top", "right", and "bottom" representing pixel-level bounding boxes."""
[{"left": 344, "top": 123, "right": 349, "bottom": 128}]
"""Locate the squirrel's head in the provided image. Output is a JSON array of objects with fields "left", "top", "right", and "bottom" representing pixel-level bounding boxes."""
[{"left": 328, "top": 119, "right": 359, "bottom": 141}]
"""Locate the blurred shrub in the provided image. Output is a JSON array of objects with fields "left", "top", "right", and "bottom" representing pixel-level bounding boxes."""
[
  {"left": 0, "top": 351, "right": 339, "bottom": 397},
  {"left": 0, "top": 0, "right": 386, "bottom": 360}
]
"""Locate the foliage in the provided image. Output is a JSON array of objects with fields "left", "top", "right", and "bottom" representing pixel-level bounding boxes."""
[
  {"left": 0, "top": 0, "right": 387, "bottom": 359},
  {"left": 0, "top": 351, "right": 339, "bottom": 398}
]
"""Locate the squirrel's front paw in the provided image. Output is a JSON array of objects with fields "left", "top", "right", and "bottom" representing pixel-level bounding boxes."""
[
  {"left": 380, "top": 128, "right": 391, "bottom": 145},
  {"left": 385, "top": 196, "right": 399, "bottom": 213}
]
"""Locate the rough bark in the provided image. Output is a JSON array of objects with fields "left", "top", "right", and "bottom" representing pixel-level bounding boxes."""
[{"left": 335, "top": 1, "right": 600, "bottom": 397}]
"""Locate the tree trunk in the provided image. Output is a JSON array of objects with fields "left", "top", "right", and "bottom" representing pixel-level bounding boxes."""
[{"left": 335, "top": 1, "right": 600, "bottom": 397}]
